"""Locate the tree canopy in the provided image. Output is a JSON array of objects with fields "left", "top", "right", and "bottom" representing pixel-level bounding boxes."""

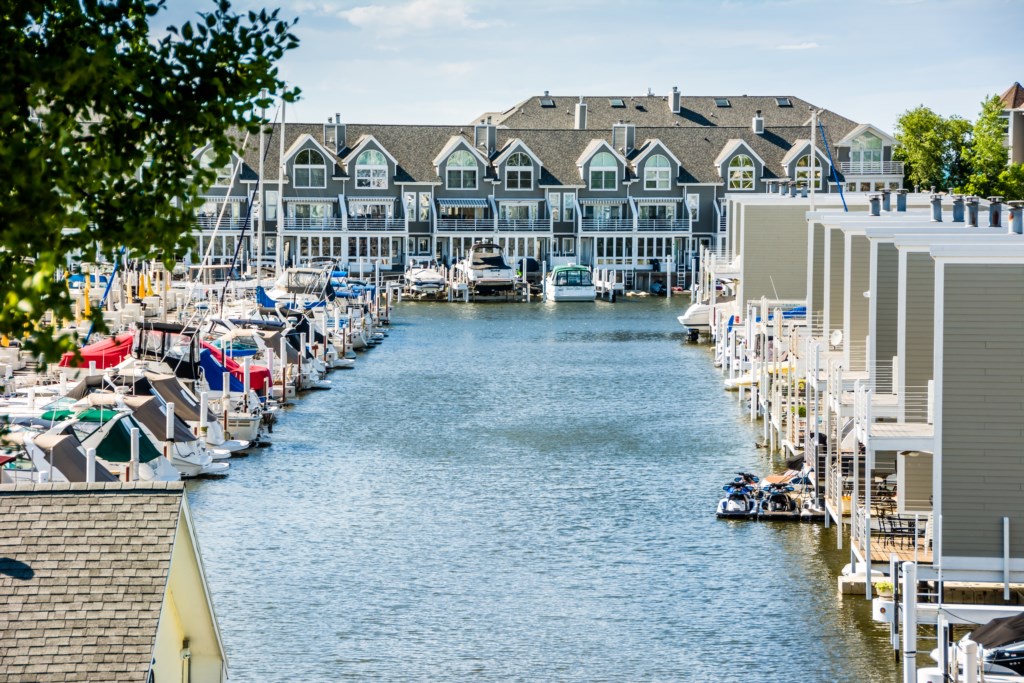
[{"left": 0, "top": 0, "right": 299, "bottom": 362}]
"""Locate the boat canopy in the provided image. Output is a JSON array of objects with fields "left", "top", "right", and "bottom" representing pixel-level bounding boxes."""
[
  {"left": 58, "top": 333, "right": 134, "bottom": 369},
  {"left": 147, "top": 373, "right": 216, "bottom": 424},
  {"left": 123, "top": 395, "right": 197, "bottom": 443},
  {"left": 95, "top": 415, "right": 162, "bottom": 463},
  {"left": 970, "top": 612, "right": 1024, "bottom": 649},
  {"left": 33, "top": 432, "right": 117, "bottom": 482}
]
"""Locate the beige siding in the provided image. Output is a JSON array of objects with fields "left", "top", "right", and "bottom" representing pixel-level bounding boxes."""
[
  {"left": 826, "top": 227, "right": 845, "bottom": 337},
  {"left": 897, "top": 451, "right": 933, "bottom": 513},
  {"left": 904, "top": 253, "right": 934, "bottom": 416},
  {"left": 847, "top": 235, "right": 870, "bottom": 372},
  {"left": 874, "top": 242, "right": 899, "bottom": 392},
  {"left": 739, "top": 205, "right": 809, "bottom": 303},
  {"left": 809, "top": 222, "right": 825, "bottom": 325},
  {"left": 942, "top": 264, "right": 1024, "bottom": 559}
]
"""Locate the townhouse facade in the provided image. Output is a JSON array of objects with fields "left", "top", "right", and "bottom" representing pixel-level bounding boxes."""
[{"left": 190, "top": 89, "right": 904, "bottom": 278}]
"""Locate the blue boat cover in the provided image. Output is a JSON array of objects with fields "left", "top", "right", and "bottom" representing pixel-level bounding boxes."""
[
  {"left": 255, "top": 286, "right": 277, "bottom": 308},
  {"left": 199, "top": 349, "right": 245, "bottom": 392}
]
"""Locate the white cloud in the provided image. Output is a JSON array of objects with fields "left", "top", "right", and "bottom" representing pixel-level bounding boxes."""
[
  {"left": 338, "top": 0, "right": 491, "bottom": 37},
  {"left": 775, "top": 41, "right": 820, "bottom": 50}
]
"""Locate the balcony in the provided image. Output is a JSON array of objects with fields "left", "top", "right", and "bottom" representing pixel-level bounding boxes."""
[
  {"left": 839, "top": 161, "right": 904, "bottom": 176},
  {"left": 496, "top": 219, "right": 549, "bottom": 232},
  {"left": 435, "top": 218, "right": 494, "bottom": 233},
  {"left": 636, "top": 218, "right": 690, "bottom": 232},
  {"left": 580, "top": 218, "right": 633, "bottom": 232},
  {"left": 282, "top": 217, "right": 343, "bottom": 230},
  {"left": 194, "top": 216, "right": 250, "bottom": 230},
  {"left": 347, "top": 218, "right": 404, "bottom": 232}
]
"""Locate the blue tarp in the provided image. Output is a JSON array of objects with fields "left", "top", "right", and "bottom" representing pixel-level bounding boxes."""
[{"left": 199, "top": 349, "right": 245, "bottom": 392}]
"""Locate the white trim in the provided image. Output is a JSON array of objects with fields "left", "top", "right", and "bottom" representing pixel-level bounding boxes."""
[
  {"left": 587, "top": 150, "right": 619, "bottom": 192},
  {"left": 179, "top": 497, "right": 229, "bottom": 670},
  {"left": 834, "top": 123, "right": 896, "bottom": 147},
  {"left": 632, "top": 139, "right": 682, "bottom": 168},
  {"left": 493, "top": 139, "right": 543, "bottom": 169},
  {"left": 713, "top": 139, "right": 766, "bottom": 173},
  {"left": 726, "top": 154, "right": 756, "bottom": 191},
  {"left": 503, "top": 150, "right": 534, "bottom": 192},
  {"left": 575, "top": 139, "right": 628, "bottom": 173},
  {"left": 932, "top": 259, "right": 944, "bottom": 563},
  {"left": 432, "top": 136, "right": 488, "bottom": 168},
  {"left": 443, "top": 148, "right": 480, "bottom": 191},
  {"left": 642, "top": 153, "right": 672, "bottom": 191},
  {"left": 896, "top": 247, "right": 908, "bottom": 416},
  {"left": 280, "top": 133, "right": 337, "bottom": 167},
  {"left": 293, "top": 147, "right": 328, "bottom": 189},
  {"left": 342, "top": 134, "right": 398, "bottom": 168}
]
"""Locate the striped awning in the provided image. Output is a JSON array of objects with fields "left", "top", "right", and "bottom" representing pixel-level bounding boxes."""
[
  {"left": 579, "top": 197, "right": 627, "bottom": 205},
  {"left": 437, "top": 198, "right": 489, "bottom": 208},
  {"left": 283, "top": 196, "right": 336, "bottom": 203},
  {"left": 347, "top": 196, "right": 398, "bottom": 203},
  {"left": 635, "top": 197, "right": 679, "bottom": 205},
  {"left": 200, "top": 195, "right": 248, "bottom": 203}
]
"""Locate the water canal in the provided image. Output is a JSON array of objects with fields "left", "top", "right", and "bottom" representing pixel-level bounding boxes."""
[{"left": 187, "top": 298, "right": 898, "bottom": 682}]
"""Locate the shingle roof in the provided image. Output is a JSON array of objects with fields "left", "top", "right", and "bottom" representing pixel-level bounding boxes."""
[
  {"left": 0, "top": 482, "right": 184, "bottom": 683},
  {"left": 480, "top": 93, "right": 858, "bottom": 131},
  {"left": 1000, "top": 82, "right": 1024, "bottom": 110}
]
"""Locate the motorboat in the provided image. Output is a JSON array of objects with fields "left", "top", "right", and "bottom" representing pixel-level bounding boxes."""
[
  {"left": 543, "top": 264, "right": 596, "bottom": 302},
  {"left": 405, "top": 259, "right": 447, "bottom": 297},
  {"left": 678, "top": 302, "right": 711, "bottom": 334},
  {"left": 717, "top": 474, "right": 758, "bottom": 518},
  {"left": 453, "top": 243, "right": 516, "bottom": 295}
]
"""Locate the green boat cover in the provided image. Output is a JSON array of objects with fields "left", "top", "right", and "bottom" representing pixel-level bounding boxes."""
[{"left": 95, "top": 417, "right": 162, "bottom": 463}]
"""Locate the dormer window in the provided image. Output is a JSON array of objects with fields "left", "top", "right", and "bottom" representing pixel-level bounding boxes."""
[
  {"left": 294, "top": 149, "right": 326, "bottom": 188},
  {"left": 200, "top": 148, "right": 233, "bottom": 187},
  {"left": 644, "top": 154, "right": 671, "bottom": 190},
  {"left": 795, "top": 155, "right": 822, "bottom": 189},
  {"left": 714, "top": 98, "right": 731, "bottom": 108},
  {"left": 506, "top": 152, "right": 533, "bottom": 190},
  {"left": 728, "top": 154, "right": 754, "bottom": 190},
  {"left": 589, "top": 151, "right": 617, "bottom": 190},
  {"left": 850, "top": 131, "right": 883, "bottom": 169},
  {"left": 446, "top": 149, "right": 478, "bottom": 189},
  {"left": 355, "top": 149, "right": 388, "bottom": 189}
]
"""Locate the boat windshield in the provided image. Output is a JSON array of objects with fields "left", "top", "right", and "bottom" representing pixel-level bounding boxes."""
[
  {"left": 554, "top": 269, "right": 592, "bottom": 286},
  {"left": 471, "top": 251, "right": 507, "bottom": 269}
]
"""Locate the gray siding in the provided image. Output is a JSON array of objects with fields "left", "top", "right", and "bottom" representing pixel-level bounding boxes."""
[
  {"left": 846, "top": 234, "right": 870, "bottom": 371},
  {"left": 739, "top": 204, "right": 809, "bottom": 304},
  {"left": 897, "top": 451, "right": 933, "bottom": 513},
  {"left": 941, "top": 264, "right": 1024, "bottom": 559},
  {"left": 903, "top": 252, "right": 934, "bottom": 415},
  {"left": 808, "top": 222, "right": 825, "bottom": 324},
  {"left": 874, "top": 242, "right": 899, "bottom": 392},
  {"left": 825, "top": 227, "right": 844, "bottom": 338}
]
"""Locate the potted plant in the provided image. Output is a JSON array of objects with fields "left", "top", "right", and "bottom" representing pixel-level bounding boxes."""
[{"left": 874, "top": 581, "right": 894, "bottom": 598}]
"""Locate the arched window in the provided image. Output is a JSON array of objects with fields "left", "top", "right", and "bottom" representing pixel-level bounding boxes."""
[
  {"left": 795, "top": 154, "right": 822, "bottom": 189},
  {"left": 728, "top": 154, "right": 754, "bottom": 190},
  {"left": 644, "top": 154, "right": 671, "bottom": 190},
  {"left": 200, "top": 148, "right": 232, "bottom": 187},
  {"left": 446, "top": 149, "right": 477, "bottom": 189},
  {"left": 590, "top": 151, "right": 617, "bottom": 190},
  {"left": 355, "top": 149, "right": 388, "bottom": 189},
  {"left": 294, "top": 149, "right": 326, "bottom": 188},
  {"left": 850, "top": 131, "right": 882, "bottom": 172},
  {"left": 506, "top": 152, "right": 532, "bottom": 190}
]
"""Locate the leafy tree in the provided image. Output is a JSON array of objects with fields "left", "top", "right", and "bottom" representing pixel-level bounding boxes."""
[
  {"left": 0, "top": 0, "right": 299, "bottom": 362},
  {"left": 997, "top": 164, "right": 1024, "bottom": 200},
  {"left": 893, "top": 106, "right": 972, "bottom": 192},
  {"left": 961, "top": 94, "right": 1010, "bottom": 197}
]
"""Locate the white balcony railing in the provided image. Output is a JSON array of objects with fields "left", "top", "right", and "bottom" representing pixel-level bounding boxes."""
[
  {"left": 580, "top": 218, "right": 633, "bottom": 232},
  {"left": 194, "top": 216, "right": 250, "bottom": 230},
  {"left": 347, "top": 218, "right": 404, "bottom": 232},
  {"left": 496, "top": 219, "right": 549, "bottom": 232},
  {"left": 839, "top": 161, "right": 904, "bottom": 176},
  {"left": 636, "top": 218, "right": 690, "bottom": 232},
  {"left": 283, "top": 217, "right": 344, "bottom": 230},
  {"left": 435, "top": 218, "right": 493, "bottom": 232}
]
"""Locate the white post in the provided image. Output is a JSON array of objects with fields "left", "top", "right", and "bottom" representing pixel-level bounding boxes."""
[
  {"left": 963, "top": 640, "right": 978, "bottom": 683},
  {"left": 27, "top": 387, "right": 35, "bottom": 411},
  {"left": 86, "top": 447, "right": 96, "bottom": 483},
  {"left": 165, "top": 402, "right": 175, "bottom": 443},
  {"left": 89, "top": 360, "right": 97, "bottom": 377},
  {"left": 666, "top": 258, "right": 672, "bottom": 299},
  {"left": 199, "top": 391, "right": 208, "bottom": 434},
  {"left": 222, "top": 371, "right": 230, "bottom": 430},
  {"left": 243, "top": 357, "right": 251, "bottom": 411},
  {"left": 130, "top": 428, "right": 140, "bottom": 481},
  {"left": 59, "top": 371, "right": 68, "bottom": 396},
  {"left": 902, "top": 561, "right": 918, "bottom": 683}
]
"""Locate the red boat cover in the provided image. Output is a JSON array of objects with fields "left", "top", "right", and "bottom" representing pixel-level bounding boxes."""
[
  {"left": 200, "top": 342, "right": 270, "bottom": 393},
  {"left": 59, "top": 333, "right": 134, "bottom": 369}
]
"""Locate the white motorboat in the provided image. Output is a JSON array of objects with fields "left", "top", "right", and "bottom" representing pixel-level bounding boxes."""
[
  {"left": 453, "top": 243, "right": 516, "bottom": 295},
  {"left": 543, "top": 264, "right": 596, "bottom": 302},
  {"left": 678, "top": 302, "right": 711, "bottom": 333},
  {"left": 405, "top": 259, "right": 447, "bottom": 296}
]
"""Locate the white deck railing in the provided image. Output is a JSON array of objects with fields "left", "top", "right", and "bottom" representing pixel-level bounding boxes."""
[
  {"left": 347, "top": 218, "right": 404, "bottom": 231},
  {"left": 282, "top": 217, "right": 343, "bottom": 230},
  {"left": 580, "top": 218, "right": 633, "bottom": 232},
  {"left": 435, "top": 218, "right": 493, "bottom": 232},
  {"left": 636, "top": 218, "right": 690, "bottom": 232},
  {"left": 839, "top": 161, "right": 904, "bottom": 176}
]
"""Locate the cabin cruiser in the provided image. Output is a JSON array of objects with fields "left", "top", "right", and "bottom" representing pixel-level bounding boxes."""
[
  {"left": 453, "top": 243, "right": 516, "bottom": 295},
  {"left": 678, "top": 303, "right": 711, "bottom": 335},
  {"left": 543, "top": 264, "right": 596, "bottom": 302}
]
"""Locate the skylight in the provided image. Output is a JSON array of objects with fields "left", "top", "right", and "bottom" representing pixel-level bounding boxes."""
[
  {"left": 540, "top": 97, "right": 555, "bottom": 108},
  {"left": 714, "top": 98, "right": 730, "bottom": 108},
  {"left": 610, "top": 98, "right": 625, "bottom": 108},
  {"left": 776, "top": 97, "right": 792, "bottom": 107}
]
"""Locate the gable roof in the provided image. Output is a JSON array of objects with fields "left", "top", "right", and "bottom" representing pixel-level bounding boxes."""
[
  {"left": 431, "top": 135, "right": 489, "bottom": 168},
  {"left": 834, "top": 123, "right": 896, "bottom": 147},
  {"left": 576, "top": 139, "right": 628, "bottom": 169},
  {"left": 340, "top": 134, "right": 399, "bottom": 168},
  {"left": 779, "top": 139, "right": 831, "bottom": 167},
  {"left": 713, "top": 139, "right": 766, "bottom": 171},
  {"left": 493, "top": 138, "right": 543, "bottom": 168},
  {"left": 1000, "top": 82, "right": 1024, "bottom": 110},
  {"left": 633, "top": 139, "right": 682, "bottom": 168},
  {"left": 280, "top": 132, "right": 339, "bottom": 167},
  {"left": 0, "top": 482, "right": 185, "bottom": 682}
]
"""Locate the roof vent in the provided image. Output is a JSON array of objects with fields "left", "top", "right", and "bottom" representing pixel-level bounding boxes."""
[{"left": 753, "top": 110, "right": 764, "bottom": 135}]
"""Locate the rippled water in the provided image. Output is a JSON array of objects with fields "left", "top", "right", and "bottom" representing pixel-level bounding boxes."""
[{"left": 187, "top": 299, "right": 898, "bottom": 682}]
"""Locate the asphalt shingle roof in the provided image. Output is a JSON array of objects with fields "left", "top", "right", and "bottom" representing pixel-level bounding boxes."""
[
  {"left": 0, "top": 482, "right": 184, "bottom": 683},
  {"left": 1000, "top": 82, "right": 1024, "bottom": 110}
]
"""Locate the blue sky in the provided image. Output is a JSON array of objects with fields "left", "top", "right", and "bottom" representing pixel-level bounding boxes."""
[{"left": 164, "top": 0, "right": 1023, "bottom": 132}]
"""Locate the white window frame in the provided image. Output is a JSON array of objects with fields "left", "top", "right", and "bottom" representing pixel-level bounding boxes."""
[
  {"left": 404, "top": 191, "right": 416, "bottom": 219},
  {"left": 445, "top": 149, "right": 478, "bottom": 190},
  {"left": 355, "top": 149, "right": 388, "bottom": 190},
  {"left": 264, "top": 190, "right": 279, "bottom": 221},
  {"left": 563, "top": 192, "right": 576, "bottom": 221},
  {"left": 418, "top": 192, "right": 431, "bottom": 222},
  {"left": 589, "top": 152, "right": 618, "bottom": 191},
  {"left": 294, "top": 149, "right": 327, "bottom": 189},
  {"left": 505, "top": 152, "right": 533, "bottom": 191},
  {"left": 728, "top": 154, "right": 754, "bottom": 191},
  {"left": 644, "top": 154, "right": 671, "bottom": 190},
  {"left": 549, "top": 192, "right": 561, "bottom": 222},
  {"left": 686, "top": 193, "right": 699, "bottom": 222},
  {"left": 794, "top": 154, "right": 823, "bottom": 190}
]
